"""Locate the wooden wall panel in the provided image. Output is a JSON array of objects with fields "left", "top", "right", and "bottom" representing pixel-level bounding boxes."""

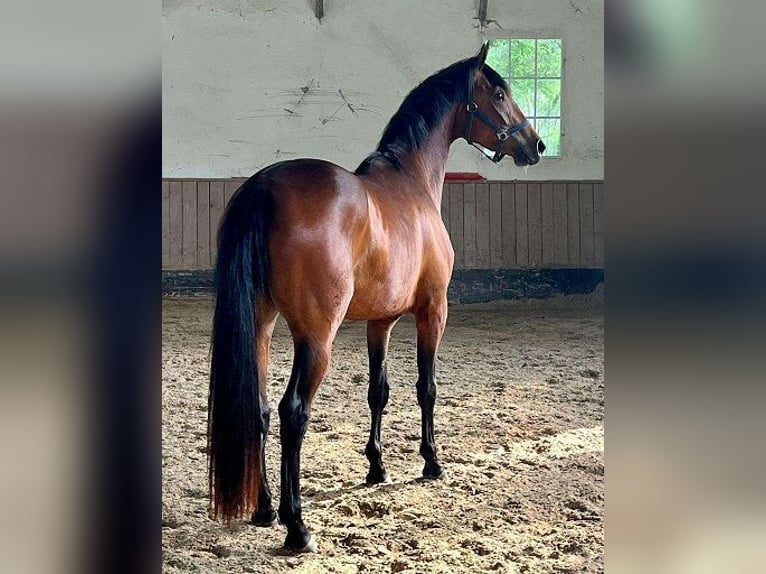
[
  {"left": 168, "top": 181, "right": 183, "bottom": 269},
  {"left": 501, "top": 183, "right": 516, "bottom": 268},
  {"left": 181, "top": 181, "right": 198, "bottom": 269},
  {"left": 594, "top": 182, "right": 604, "bottom": 267},
  {"left": 197, "top": 181, "right": 210, "bottom": 268},
  {"left": 552, "top": 183, "right": 568, "bottom": 265},
  {"left": 527, "top": 183, "right": 542, "bottom": 267},
  {"left": 163, "top": 179, "right": 604, "bottom": 271},
  {"left": 162, "top": 181, "right": 170, "bottom": 268},
  {"left": 515, "top": 184, "right": 529, "bottom": 267},
  {"left": 489, "top": 183, "right": 503, "bottom": 268},
  {"left": 462, "top": 183, "right": 477, "bottom": 268},
  {"left": 579, "top": 183, "right": 595, "bottom": 267},
  {"left": 566, "top": 183, "right": 581, "bottom": 265},
  {"left": 448, "top": 183, "right": 464, "bottom": 268},
  {"left": 224, "top": 180, "right": 239, "bottom": 207},
  {"left": 541, "top": 183, "right": 554, "bottom": 266},
  {"left": 475, "top": 183, "right": 490, "bottom": 268},
  {"left": 209, "top": 181, "right": 225, "bottom": 264}
]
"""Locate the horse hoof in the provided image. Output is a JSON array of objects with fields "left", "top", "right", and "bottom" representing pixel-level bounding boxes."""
[
  {"left": 284, "top": 534, "right": 317, "bottom": 554},
  {"left": 250, "top": 507, "right": 278, "bottom": 527},
  {"left": 422, "top": 464, "right": 446, "bottom": 480},
  {"left": 366, "top": 470, "right": 392, "bottom": 485}
]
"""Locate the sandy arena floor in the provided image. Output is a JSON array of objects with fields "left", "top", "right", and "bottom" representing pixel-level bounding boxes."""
[{"left": 162, "top": 294, "right": 604, "bottom": 574}]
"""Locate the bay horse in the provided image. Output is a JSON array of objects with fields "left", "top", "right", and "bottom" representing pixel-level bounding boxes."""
[{"left": 207, "top": 43, "right": 544, "bottom": 553}]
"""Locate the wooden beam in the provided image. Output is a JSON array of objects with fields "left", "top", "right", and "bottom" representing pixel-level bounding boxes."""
[
  {"left": 315, "top": 0, "right": 323, "bottom": 20},
  {"left": 478, "top": 0, "right": 488, "bottom": 27}
]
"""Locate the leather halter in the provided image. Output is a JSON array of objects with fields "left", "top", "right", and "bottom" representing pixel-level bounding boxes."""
[{"left": 464, "top": 82, "right": 530, "bottom": 163}]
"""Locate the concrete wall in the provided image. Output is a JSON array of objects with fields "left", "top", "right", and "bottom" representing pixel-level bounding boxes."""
[{"left": 163, "top": 0, "right": 603, "bottom": 180}]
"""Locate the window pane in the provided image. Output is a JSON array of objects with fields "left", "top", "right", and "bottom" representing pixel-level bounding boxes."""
[
  {"left": 511, "top": 79, "right": 535, "bottom": 117},
  {"left": 535, "top": 118, "right": 560, "bottom": 157},
  {"left": 510, "top": 39, "right": 535, "bottom": 77},
  {"left": 486, "top": 39, "right": 510, "bottom": 78},
  {"left": 537, "top": 39, "right": 562, "bottom": 78},
  {"left": 536, "top": 79, "right": 561, "bottom": 117}
]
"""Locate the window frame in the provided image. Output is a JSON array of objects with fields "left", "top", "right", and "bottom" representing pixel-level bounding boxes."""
[{"left": 483, "top": 34, "right": 565, "bottom": 159}]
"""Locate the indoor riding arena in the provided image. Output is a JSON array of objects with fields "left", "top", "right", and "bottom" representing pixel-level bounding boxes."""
[{"left": 162, "top": 2, "right": 604, "bottom": 573}]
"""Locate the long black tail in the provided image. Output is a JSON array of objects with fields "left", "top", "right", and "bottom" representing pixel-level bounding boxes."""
[{"left": 207, "top": 180, "right": 272, "bottom": 521}]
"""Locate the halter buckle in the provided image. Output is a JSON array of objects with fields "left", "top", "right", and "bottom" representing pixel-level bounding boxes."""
[
  {"left": 466, "top": 102, "right": 478, "bottom": 113},
  {"left": 497, "top": 131, "right": 509, "bottom": 141}
]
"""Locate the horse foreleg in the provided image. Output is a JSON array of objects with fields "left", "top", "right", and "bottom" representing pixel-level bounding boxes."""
[
  {"left": 365, "top": 318, "right": 398, "bottom": 484},
  {"left": 415, "top": 298, "right": 448, "bottom": 479}
]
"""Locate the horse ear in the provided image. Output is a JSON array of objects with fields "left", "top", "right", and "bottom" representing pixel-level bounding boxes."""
[{"left": 475, "top": 42, "right": 490, "bottom": 68}]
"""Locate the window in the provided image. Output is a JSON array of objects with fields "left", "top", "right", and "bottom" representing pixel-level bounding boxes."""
[{"left": 487, "top": 39, "right": 562, "bottom": 157}]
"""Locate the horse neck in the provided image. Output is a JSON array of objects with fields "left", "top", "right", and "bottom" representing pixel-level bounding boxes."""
[{"left": 404, "top": 107, "right": 460, "bottom": 207}]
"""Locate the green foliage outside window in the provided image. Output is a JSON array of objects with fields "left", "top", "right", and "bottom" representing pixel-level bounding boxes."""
[{"left": 487, "top": 39, "right": 562, "bottom": 157}]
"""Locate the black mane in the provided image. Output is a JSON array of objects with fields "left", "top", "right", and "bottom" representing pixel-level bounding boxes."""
[{"left": 355, "top": 57, "right": 508, "bottom": 173}]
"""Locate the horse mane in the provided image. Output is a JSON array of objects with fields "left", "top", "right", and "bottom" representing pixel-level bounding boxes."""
[{"left": 355, "top": 57, "right": 508, "bottom": 173}]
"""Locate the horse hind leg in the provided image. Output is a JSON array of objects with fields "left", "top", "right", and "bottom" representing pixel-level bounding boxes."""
[
  {"left": 269, "top": 241, "right": 354, "bottom": 551},
  {"left": 250, "top": 296, "right": 279, "bottom": 527},
  {"left": 278, "top": 307, "right": 346, "bottom": 553}
]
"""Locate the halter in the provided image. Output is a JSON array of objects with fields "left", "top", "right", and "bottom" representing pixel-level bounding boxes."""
[{"left": 464, "top": 82, "right": 530, "bottom": 163}]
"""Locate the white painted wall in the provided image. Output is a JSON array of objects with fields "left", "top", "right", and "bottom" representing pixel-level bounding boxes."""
[{"left": 163, "top": 0, "right": 603, "bottom": 180}]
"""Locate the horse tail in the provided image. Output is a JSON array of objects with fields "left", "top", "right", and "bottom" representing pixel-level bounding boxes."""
[{"left": 207, "top": 180, "right": 272, "bottom": 522}]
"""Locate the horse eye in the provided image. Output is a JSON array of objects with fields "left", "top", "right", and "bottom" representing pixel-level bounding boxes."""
[{"left": 494, "top": 92, "right": 504, "bottom": 101}]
